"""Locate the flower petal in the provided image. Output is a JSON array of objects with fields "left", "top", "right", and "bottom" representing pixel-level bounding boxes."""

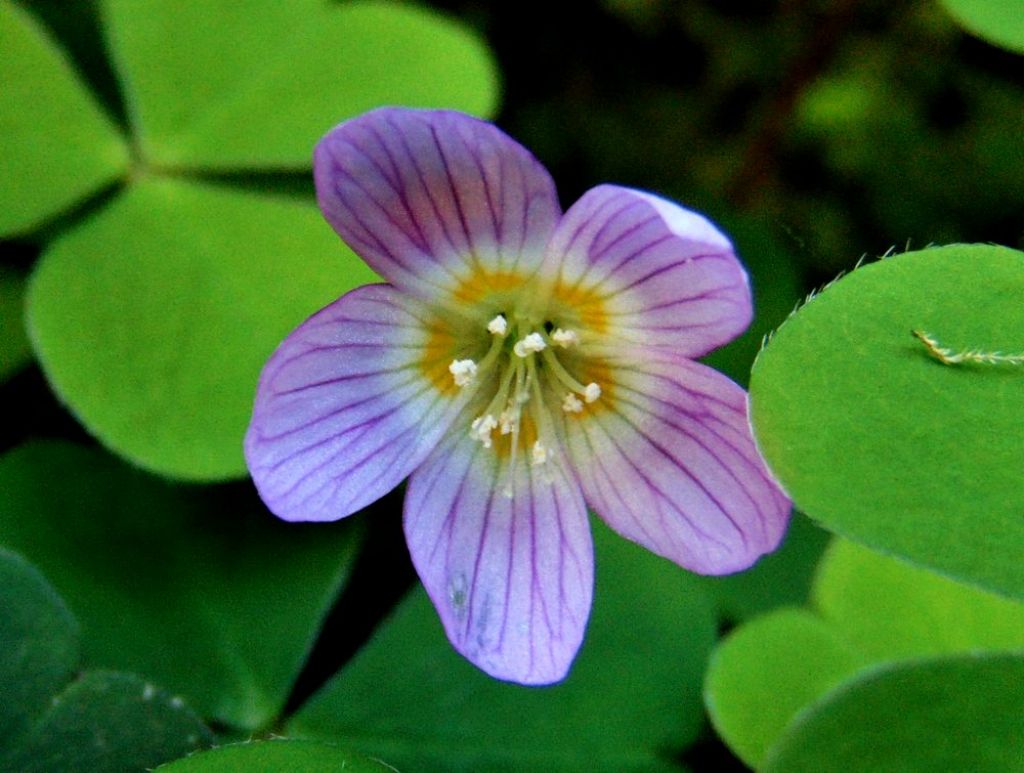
[
  {"left": 544, "top": 185, "right": 752, "bottom": 356},
  {"left": 562, "top": 349, "right": 790, "bottom": 575},
  {"left": 404, "top": 426, "right": 594, "bottom": 685},
  {"left": 314, "top": 108, "right": 561, "bottom": 304},
  {"left": 244, "top": 284, "right": 469, "bottom": 522}
]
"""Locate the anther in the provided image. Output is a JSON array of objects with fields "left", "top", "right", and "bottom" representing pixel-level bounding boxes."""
[
  {"left": 499, "top": 401, "right": 518, "bottom": 434},
  {"left": 584, "top": 382, "right": 601, "bottom": 403},
  {"left": 513, "top": 332, "right": 547, "bottom": 358},
  {"left": 487, "top": 314, "right": 508, "bottom": 336},
  {"left": 470, "top": 415, "right": 498, "bottom": 447},
  {"left": 562, "top": 393, "right": 584, "bottom": 413},
  {"left": 551, "top": 328, "right": 579, "bottom": 348},
  {"left": 531, "top": 441, "right": 549, "bottom": 466},
  {"left": 448, "top": 359, "right": 477, "bottom": 387}
]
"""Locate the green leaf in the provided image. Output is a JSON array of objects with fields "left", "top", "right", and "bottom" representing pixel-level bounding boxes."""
[
  {"left": 0, "top": 0, "right": 128, "bottom": 236},
  {"left": 27, "top": 176, "right": 377, "bottom": 480},
  {"left": 763, "top": 653, "right": 1024, "bottom": 773},
  {"left": 102, "top": 0, "right": 499, "bottom": 170},
  {"left": 289, "top": 519, "right": 715, "bottom": 772},
  {"left": 0, "top": 268, "right": 32, "bottom": 380},
  {"left": 939, "top": 0, "right": 1024, "bottom": 55},
  {"left": 0, "top": 548, "right": 211, "bottom": 772},
  {"left": 0, "top": 441, "right": 362, "bottom": 729},
  {"left": 5, "top": 671, "right": 213, "bottom": 773},
  {"left": 749, "top": 245, "right": 1024, "bottom": 601},
  {"left": 157, "top": 740, "right": 398, "bottom": 772},
  {"left": 701, "top": 514, "right": 830, "bottom": 622},
  {"left": 704, "top": 609, "right": 866, "bottom": 769},
  {"left": 0, "top": 547, "right": 79, "bottom": 752},
  {"left": 704, "top": 536, "right": 1024, "bottom": 767},
  {"left": 813, "top": 538, "right": 1024, "bottom": 661}
]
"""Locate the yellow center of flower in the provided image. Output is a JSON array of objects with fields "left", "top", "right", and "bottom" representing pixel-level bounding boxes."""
[{"left": 445, "top": 305, "right": 604, "bottom": 492}]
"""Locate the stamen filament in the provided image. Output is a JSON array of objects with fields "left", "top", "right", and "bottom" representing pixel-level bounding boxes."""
[
  {"left": 540, "top": 346, "right": 601, "bottom": 404},
  {"left": 464, "top": 316, "right": 600, "bottom": 493},
  {"left": 504, "top": 360, "right": 529, "bottom": 496},
  {"left": 525, "top": 356, "right": 558, "bottom": 482},
  {"left": 482, "top": 357, "right": 520, "bottom": 424}
]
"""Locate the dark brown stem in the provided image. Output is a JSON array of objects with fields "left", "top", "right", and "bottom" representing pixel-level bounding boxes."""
[{"left": 726, "top": 0, "right": 862, "bottom": 208}]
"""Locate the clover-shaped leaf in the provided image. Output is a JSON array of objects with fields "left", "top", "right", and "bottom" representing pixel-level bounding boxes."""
[
  {"left": 704, "top": 608, "right": 865, "bottom": 769},
  {"left": 812, "top": 537, "right": 1024, "bottom": 660},
  {"left": 0, "top": 547, "right": 79, "bottom": 753},
  {"left": 0, "top": 547, "right": 212, "bottom": 772},
  {"left": 20, "top": 0, "right": 499, "bottom": 478},
  {"left": 0, "top": 0, "right": 129, "bottom": 237},
  {"left": 288, "top": 520, "right": 715, "bottom": 772},
  {"left": 763, "top": 653, "right": 1024, "bottom": 773},
  {"left": 157, "top": 740, "right": 399, "bottom": 772},
  {"left": 29, "top": 178, "right": 376, "bottom": 480},
  {"left": 705, "top": 538, "right": 1024, "bottom": 769},
  {"left": 0, "top": 441, "right": 362, "bottom": 730},
  {"left": 103, "top": 0, "right": 499, "bottom": 169},
  {"left": 749, "top": 244, "right": 1024, "bottom": 601},
  {"left": 939, "top": 0, "right": 1024, "bottom": 55}
]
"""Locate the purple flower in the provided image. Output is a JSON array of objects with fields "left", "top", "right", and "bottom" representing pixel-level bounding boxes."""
[{"left": 245, "top": 108, "right": 791, "bottom": 685}]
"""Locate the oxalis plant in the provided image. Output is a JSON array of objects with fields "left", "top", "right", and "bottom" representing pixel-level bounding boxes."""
[{"left": 1, "top": 1, "right": 1022, "bottom": 772}]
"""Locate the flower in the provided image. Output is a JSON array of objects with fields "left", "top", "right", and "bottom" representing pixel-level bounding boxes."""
[{"left": 244, "top": 108, "right": 791, "bottom": 685}]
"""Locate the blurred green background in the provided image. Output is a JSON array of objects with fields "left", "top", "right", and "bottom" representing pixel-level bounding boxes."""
[{"left": 1, "top": 0, "right": 1022, "bottom": 771}]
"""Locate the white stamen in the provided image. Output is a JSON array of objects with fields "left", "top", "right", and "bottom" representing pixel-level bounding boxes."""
[
  {"left": 562, "top": 393, "right": 584, "bottom": 413},
  {"left": 448, "top": 359, "right": 477, "bottom": 387},
  {"left": 470, "top": 415, "right": 498, "bottom": 448},
  {"left": 513, "top": 332, "right": 547, "bottom": 358},
  {"left": 584, "top": 382, "right": 601, "bottom": 403},
  {"left": 531, "top": 441, "right": 549, "bottom": 466},
  {"left": 487, "top": 314, "right": 508, "bottom": 336},
  {"left": 499, "top": 401, "right": 518, "bottom": 434},
  {"left": 551, "top": 328, "right": 579, "bottom": 348}
]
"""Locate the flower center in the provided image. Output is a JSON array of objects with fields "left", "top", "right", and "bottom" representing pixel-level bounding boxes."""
[{"left": 447, "top": 313, "right": 602, "bottom": 492}]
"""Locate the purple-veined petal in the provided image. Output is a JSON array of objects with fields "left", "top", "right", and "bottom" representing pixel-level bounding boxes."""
[
  {"left": 562, "top": 348, "right": 790, "bottom": 575},
  {"left": 245, "top": 284, "right": 471, "bottom": 522},
  {"left": 315, "top": 108, "right": 561, "bottom": 305},
  {"left": 404, "top": 423, "right": 594, "bottom": 685},
  {"left": 543, "top": 185, "right": 752, "bottom": 356}
]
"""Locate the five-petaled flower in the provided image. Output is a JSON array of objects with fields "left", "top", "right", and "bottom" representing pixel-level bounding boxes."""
[{"left": 245, "top": 108, "right": 791, "bottom": 685}]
